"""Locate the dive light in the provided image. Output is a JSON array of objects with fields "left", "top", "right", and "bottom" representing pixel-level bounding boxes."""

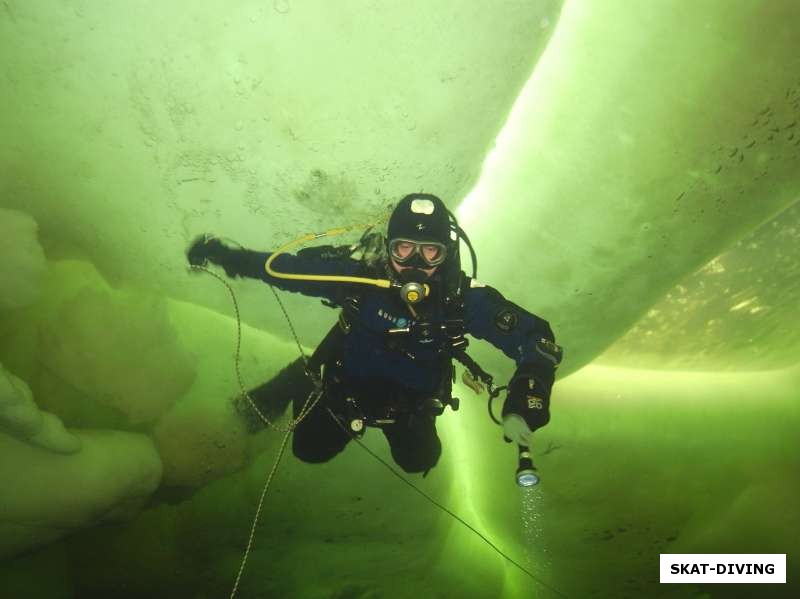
[{"left": 516, "top": 445, "right": 539, "bottom": 487}]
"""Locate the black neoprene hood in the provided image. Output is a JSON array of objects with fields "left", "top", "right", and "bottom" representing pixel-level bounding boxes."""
[{"left": 387, "top": 193, "right": 451, "bottom": 245}]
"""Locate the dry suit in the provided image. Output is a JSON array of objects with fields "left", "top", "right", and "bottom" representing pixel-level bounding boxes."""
[{"left": 196, "top": 242, "right": 562, "bottom": 474}]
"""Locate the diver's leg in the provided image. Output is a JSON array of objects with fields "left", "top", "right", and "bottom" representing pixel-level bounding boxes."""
[
  {"left": 236, "top": 357, "right": 314, "bottom": 432},
  {"left": 291, "top": 392, "right": 351, "bottom": 463},
  {"left": 382, "top": 413, "right": 442, "bottom": 474}
]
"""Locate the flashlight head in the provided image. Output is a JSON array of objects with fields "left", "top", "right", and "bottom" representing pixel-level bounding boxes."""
[
  {"left": 516, "top": 468, "right": 540, "bottom": 487},
  {"left": 516, "top": 447, "right": 539, "bottom": 487}
]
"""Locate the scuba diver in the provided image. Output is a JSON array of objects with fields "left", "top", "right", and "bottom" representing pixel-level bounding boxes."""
[{"left": 186, "top": 193, "right": 562, "bottom": 476}]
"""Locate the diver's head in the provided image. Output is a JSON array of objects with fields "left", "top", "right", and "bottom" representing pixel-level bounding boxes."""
[{"left": 387, "top": 193, "right": 451, "bottom": 281}]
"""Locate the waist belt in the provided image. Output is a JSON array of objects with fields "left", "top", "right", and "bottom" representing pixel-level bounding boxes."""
[{"left": 323, "top": 364, "right": 456, "bottom": 433}]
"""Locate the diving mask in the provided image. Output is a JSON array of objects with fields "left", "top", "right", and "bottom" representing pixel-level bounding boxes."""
[{"left": 389, "top": 238, "right": 448, "bottom": 267}]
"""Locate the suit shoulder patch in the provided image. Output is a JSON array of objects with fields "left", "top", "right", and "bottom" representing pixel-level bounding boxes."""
[{"left": 494, "top": 308, "right": 518, "bottom": 333}]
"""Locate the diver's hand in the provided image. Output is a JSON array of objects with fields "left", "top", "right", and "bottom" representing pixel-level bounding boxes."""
[
  {"left": 502, "top": 413, "right": 533, "bottom": 446},
  {"left": 187, "top": 235, "right": 227, "bottom": 268},
  {"left": 501, "top": 376, "right": 550, "bottom": 446}
]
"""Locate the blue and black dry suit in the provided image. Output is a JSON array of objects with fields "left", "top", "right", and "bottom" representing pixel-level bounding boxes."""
[{"left": 204, "top": 243, "right": 562, "bottom": 474}]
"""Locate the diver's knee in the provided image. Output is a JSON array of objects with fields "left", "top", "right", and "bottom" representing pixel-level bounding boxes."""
[
  {"left": 292, "top": 441, "right": 344, "bottom": 464},
  {"left": 393, "top": 448, "right": 441, "bottom": 474}
]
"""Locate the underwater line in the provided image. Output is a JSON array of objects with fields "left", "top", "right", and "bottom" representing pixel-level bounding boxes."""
[
  {"left": 327, "top": 408, "right": 569, "bottom": 599},
  {"left": 229, "top": 425, "right": 292, "bottom": 599},
  {"left": 190, "top": 263, "right": 327, "bottom": 597}
]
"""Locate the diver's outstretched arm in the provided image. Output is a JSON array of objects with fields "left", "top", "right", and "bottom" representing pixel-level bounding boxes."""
[
  {"left": 186, "top": 234, "right": 360, "bottom": 300},
  {"left": 187, "top": 235, "right": 271, "bottom": 280}
]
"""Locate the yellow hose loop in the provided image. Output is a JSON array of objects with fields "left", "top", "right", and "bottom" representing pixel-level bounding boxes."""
[{"left": 264, "top": 220, "right": 394, "bottom": 289}]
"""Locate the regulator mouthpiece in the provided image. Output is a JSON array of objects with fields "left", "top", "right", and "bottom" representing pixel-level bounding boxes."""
[
  {"left": 400, "top": 281, "right": 428, "bottom": 304},
  {"left": 516, "top": 447, "right": 539, "bottom": 488}
]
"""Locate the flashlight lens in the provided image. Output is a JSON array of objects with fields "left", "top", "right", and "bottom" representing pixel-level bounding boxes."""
[{"left": 516, "top": 470, "right": 539, "bottom": 487}]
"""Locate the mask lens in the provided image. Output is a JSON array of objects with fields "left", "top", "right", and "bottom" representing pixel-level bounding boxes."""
[
  {"left": 393, "top": 241, "right": 415, "bottom": 259},
  {"left": 420, "top": 244, "right": 445, "bottom": 265},
  {"left": 389, "top": 239, "right": 447, "bottom": 266}
]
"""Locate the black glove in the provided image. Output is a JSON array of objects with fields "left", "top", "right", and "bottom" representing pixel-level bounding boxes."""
[
  {"left": 502, "top": 375, "right": 551, "bottom": 446},
  {"left": 501, "top": 343, "right": 561, "bottom": 446},
  {"left": 187, "top": 235, "right": 228, "bottom": 268}
]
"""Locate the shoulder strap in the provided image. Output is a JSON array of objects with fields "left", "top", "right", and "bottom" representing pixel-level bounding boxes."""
[{"left": 442, "top": 270, "right": 469, "bottom": 353}]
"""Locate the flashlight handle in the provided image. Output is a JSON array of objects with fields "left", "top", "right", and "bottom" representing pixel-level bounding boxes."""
[
  {"left": 518, "top": 445, "right": 534, "bottom": 470},
  {"left": 515, "top": 444, "right": 540, "bottom": 487},
  {"left": 517, "top": 444, "right": 540, "bottom": 475}
]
